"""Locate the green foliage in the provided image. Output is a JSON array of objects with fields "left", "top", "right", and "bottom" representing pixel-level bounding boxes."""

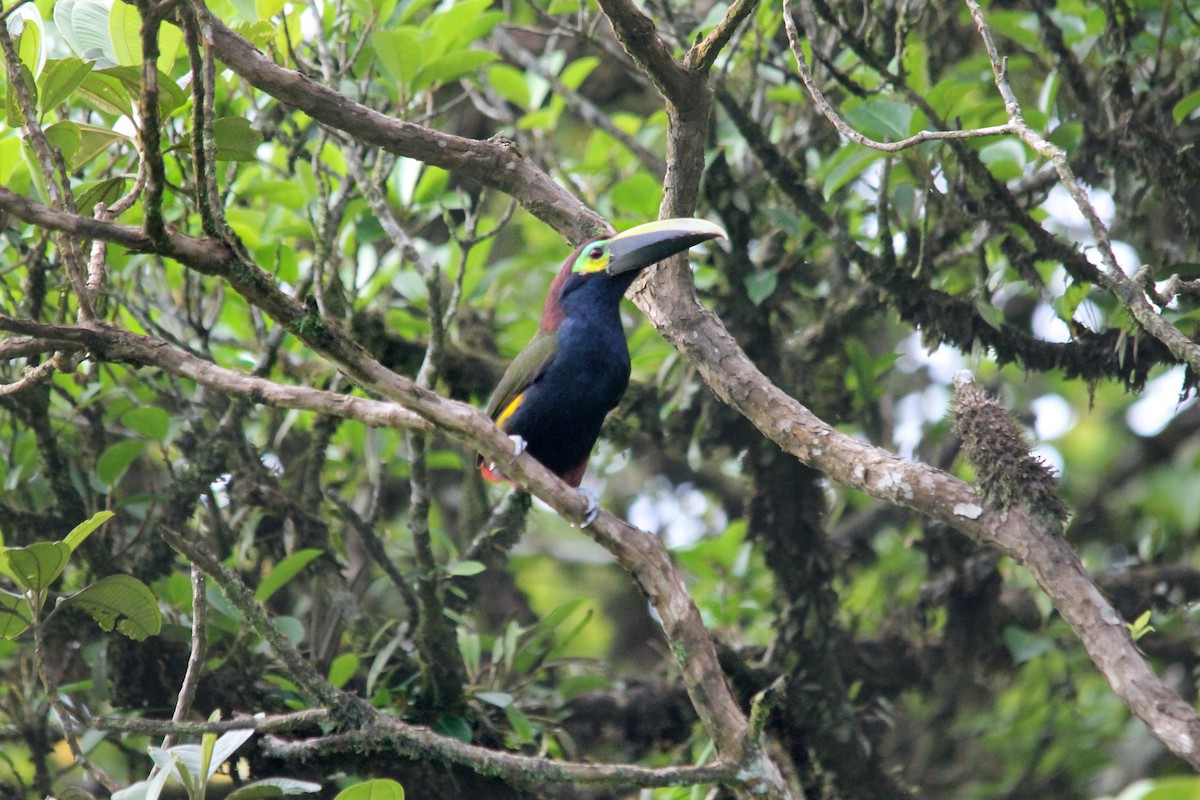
[{"left": 335, "top": 779, "right": 406, "bottom": 800}]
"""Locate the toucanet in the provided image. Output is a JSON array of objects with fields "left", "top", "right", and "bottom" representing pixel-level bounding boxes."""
[{"left": 479, "top": 218, "right": 726, "bottom": 524}]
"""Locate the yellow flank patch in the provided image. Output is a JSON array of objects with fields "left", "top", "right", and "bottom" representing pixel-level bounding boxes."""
[{"left": 496, "top": 392, "right": 524, "bottom": 428}]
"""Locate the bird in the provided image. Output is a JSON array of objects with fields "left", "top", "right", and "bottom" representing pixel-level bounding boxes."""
[{"left": 479, "top": 217, "right": 726, "bottom": 525}]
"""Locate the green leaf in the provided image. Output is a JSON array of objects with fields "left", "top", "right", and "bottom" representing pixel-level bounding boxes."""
[
  {"left": 109, "top": 3, "right": 183, "bottom": 71},
  {"left": 10, "top": 6, "right": 46, "bottom": 77},
  {"left": 97, "top": 439, "right": 145, "bottom": 488},
  {"left": 1173, "top": 89, "right": 1200, "bottom": 125},
  {"left": 327, "top": 652, "right": 359, "bottom": 688},
  {"left": 504, "top": 704, "right": 534, "bottom": 745},
  {"left": 227, "top": 778, "right": 321, "bottom": 799},
  {"left": 475, "top": 691, "right": 513, "bottom": 707},
  {"left": 212, "top": 117, "right": 263, "bottom": 161},
  {"left": 75, "top": 71, "right": 131, "bottom": 116},
  {"left": 121, "top": 406, "right": 170, "bottom": 441},
  {"left": 255, "top": 548, "right": 323, "bottom": 603},
  {"left": 1002, "top": 625, "right": 1053, "bottom": 664},
  {"left": 559, "top": 56, "right": 599, "bottom": 91},
  {"left": 334, "top": 779, "right": 406, "bottom": 800},
  {"left": 411, "top": 50, "right": 497, "bottom": 92},
  {"left": 371, "top": 29, "right": 422, "bottom": 91},
  {"left": 72, "top": 121, "right": 130, "bottom": 168},
  {"left": 979, "top": 138, "right": 1026, "bottom": 181},
  {"left": 64, "top": 509, "right": 115, "bottom": 551},
  {"left": 487, "top": 64, "right": 530, "bottom": 108},
  {"left": 225, "top": 782, "right": 319, "bottom": 800},
  {"left": 446, "top": 560, "right": 486, "bottom": 578},
  {"left": 0, "top": 589, "right": 33, "bottom": 639},
  {"left": 37, "top": 57, "right": 93, "bottom": 118},
  {"left": 61, "top": 574, "right": 162, "bottom": 640},
  {"left": 0, "top": 541, "right": 72, "bottom": 594},
  {"left": 44, "top": 120, "right": 81, "bottom": 164},
  {"left": 820, "top": 146, "right": 884, "bottom": 197},
  {"left": 744, "top": 270, "right": 778, "bottom": 306},
  {"left": 610, "top": 172, "right": 663, "bottom": 220},
  {"left": 433, "top": 715, "right": 472, "bottom": 743},
  {"left": 842, "top": 98, "right": 914, "bottom": 141},
  {"left": 6, "top": 64, "right": 37, "bottom": 127},
  {"left": 1052, "top": 281, "right": 1090, "bottom": 324}
]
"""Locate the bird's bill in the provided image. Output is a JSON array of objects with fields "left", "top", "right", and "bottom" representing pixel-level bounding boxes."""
[{"left": 605, "top": 218, "right": 726, "bottom": 275}]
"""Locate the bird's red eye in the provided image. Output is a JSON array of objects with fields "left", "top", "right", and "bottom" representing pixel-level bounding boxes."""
[{"left": 589, "top": 247, "right": 603, "bottom": 260}]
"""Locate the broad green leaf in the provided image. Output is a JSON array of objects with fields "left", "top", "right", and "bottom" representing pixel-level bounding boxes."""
[
  {"left": 842, "top": 98, "right": 914, "bottom": 141},
  {"left": 433, "top": 715, "right": 472, "bottom": 743},
  {"left": 97, "top": 66, "right": 187, "bottom": 116},
  {"left": 212, "top": 117, "right": 263, "bottom": 161},
  {"left": 487, "top": 64, "right": 530, "bottom": 108},
  {"left": 610, "top": 172, "right": 662, "bottom": 220},
  {"left": 446, "top": 560, "right": 486, "bottom": 577},
  {"left": 979, "top": 138, "right": 1026, "bottom": 181},
  {"left": 371, "top": 29, "right": 422, "bottom": 91},
  {"left": 38, "top": 57, "right": 93, "bottom": 118},
  {"left": 0, "top": 135, "right": 22, "bottom": 186},
  {"left": 121, "top": 407, "right": 170, "bottom": 441},
  {"left": 73, "top": 122, "right": 131, "bottom": 168},
  {"left": 75, "top": 70, "right": 131, "bottom": 116},
  {"left": 1173, "top": 89, "right": 1200, "bottom": 125},
  {"left": 327, "top": 652, "right": 358, "bottom": 688},
  {"left": 97, "top": 439, "right": 144, "bottom": 488},
  {"left": 820, "top": 146, "right": 884, "bottom": 197},
  {"left": 0, "top": 589, "right": 33, "bottom": 639},
  {"left": 0, "top": 541, "right": 72, "bottom": 593},
  {"left": 9, "top": 6, "right": 47, "bottom": 77},
  {"left": 559, "top": 56, "right": 599, "bottom": 91},
  {"left": 744, "top": 270, "right": 778, "bottom": 306},
  {"left": 255, "top": 548, "right": 323, "bottom": 603},
  {"left": 44, "top": 120, "right": 81, "bottom": 164},
  {"left": 334, "top": 780, "right": 405, "bottom": 800},
  {"left": 64, "top": 509, "right": 115, "bottom": 551},
  {"left": 6, "top": 64, "right": 37, "bottom": 127},
  {"left": 109, "top": 3, "right": 183, "bottom": 71},
  {"left": 411, "top": 166, "right": 448, "bottom": 205},
  {"left": 396, "top": 0, "right": 437, "bottom": 24},
  {"left": 227, "top": 778, "right": 321, "bottom": 799},
  {"left": 1002, "top": 625, "right": 1053, "bottom": 664},
  {"left": 62, "top": 0, "right": 119, "bottom": 66},
  {"left": 61, "top": 574, "right": 162, "bottom": 640},
  {"left": 475, "top": 691, "right": 513, "bottom": 707},
  {"left": 504, "top": 704, "right": 534, "bottom": 744},
  {"left": 411, "top": 50, "right": 497, "bottom": 93}
]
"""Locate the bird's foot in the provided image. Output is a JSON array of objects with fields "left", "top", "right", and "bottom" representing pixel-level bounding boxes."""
[
  {"left": 508, "top": 434, "right": 527, "bottom": 463},
  {"left": 577, "top": 487, "right": 599, "bottom": 528}
]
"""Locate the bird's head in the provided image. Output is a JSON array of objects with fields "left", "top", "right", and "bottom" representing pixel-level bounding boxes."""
[{"left": 540, "top": 218, "right": 726, "bottom": 331}]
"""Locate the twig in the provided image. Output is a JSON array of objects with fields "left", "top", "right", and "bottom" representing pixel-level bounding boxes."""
[
  {"left": 782, "top": 0, "right": 1014, "bottom": 151},
  {"left": 0, "top": 315, "right": 434, "bottom": 431},
  {"left": 961, "top": 0, "right": 1200, "bottom": 375},
  {"left": 162, "top": 563, "right": 208, "bottom": 749}
]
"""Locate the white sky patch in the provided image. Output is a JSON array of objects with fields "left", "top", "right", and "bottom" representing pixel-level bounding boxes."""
[
  {"left": 1042, "top": 183, "right": 1116, "bottom": 236},
  {"left": 1032, "top": 394, "right": 1077, "bottom": 440},
  {"left": 1127, "top": 366, "right": 1193, "bottom": 436},
  {"left": 1031, "top": 304, "right": 1072, "bottom": 343},
  {"left": 896, "top": 334, "right": 966, "bottom": 383},
  {"left": 1032, "top": 444, "right": 1065, "bottom": 478},
  {"left": 628, "top": 480, "right": 726, "bottom": 549}
]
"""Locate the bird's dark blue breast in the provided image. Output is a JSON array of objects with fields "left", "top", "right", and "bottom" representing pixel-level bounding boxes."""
[{"left": 505, "top": 285, "right": 633, "bottom": 482}]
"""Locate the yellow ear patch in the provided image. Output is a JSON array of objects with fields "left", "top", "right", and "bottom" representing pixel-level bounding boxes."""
[{"left": 571, "top": 242, "right": 610, "bottom": 274}]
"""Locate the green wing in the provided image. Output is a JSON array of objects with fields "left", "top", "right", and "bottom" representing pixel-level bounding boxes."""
[{"left": 484, "top": 331, "right": 558, "bottom": 427}]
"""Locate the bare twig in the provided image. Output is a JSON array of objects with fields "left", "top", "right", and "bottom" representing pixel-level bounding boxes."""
[
  {"left": 959, "top": 0, "right": 1200, "bottom": 375},
  {"left": 162, "top": 564, "right": 208, "bottom": 749},
  {"left": 782, "top": 0, "right": 1014, "bottom": 151}
]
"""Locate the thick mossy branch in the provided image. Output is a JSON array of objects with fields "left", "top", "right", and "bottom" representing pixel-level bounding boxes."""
[{"left": 951, "top": 374, "right": 1069, "bottom": 521}]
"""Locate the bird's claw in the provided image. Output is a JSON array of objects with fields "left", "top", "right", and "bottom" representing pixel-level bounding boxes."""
[
  {"left": 508, "top": 434, "right": 527, "bottom": 464},
  {"left": 577, "top": 488, "right": 599, "bottom": 528}
]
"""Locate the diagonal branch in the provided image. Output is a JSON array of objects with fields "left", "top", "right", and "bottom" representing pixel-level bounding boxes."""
[{"left": 196, "top": 4, "right": 608, "bottom": 244}]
